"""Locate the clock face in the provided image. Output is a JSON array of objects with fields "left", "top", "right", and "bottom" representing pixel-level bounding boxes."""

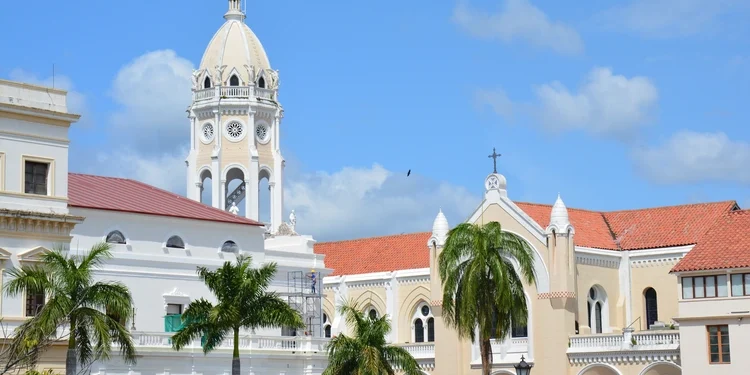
[{"left": 486, "top": 175, "right": 500, "bottom": 190}]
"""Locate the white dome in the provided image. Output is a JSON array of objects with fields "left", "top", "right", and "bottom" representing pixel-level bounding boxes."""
[
  {"left": 199, "top": 1, "right": 272, "bottom": 85},
  {"left": 547, "top": 194, "right": 572, "bottom": 233}
]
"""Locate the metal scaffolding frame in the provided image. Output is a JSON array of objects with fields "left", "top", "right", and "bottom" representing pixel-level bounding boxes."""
[{"left": 285, "top": 270, "right": 322, "bottom": 337}]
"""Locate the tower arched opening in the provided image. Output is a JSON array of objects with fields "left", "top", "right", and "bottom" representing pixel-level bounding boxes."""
[
  {"left": 225, "top": 167, "right": 246, "bottom": 215},
  {"left": 199, "top": 169, "right": 213, "bottom": 205},
  {"left": 258, "top": 168, "right": 271, "bottom": 224},
  {"left": 203, "top": 76, "right": 211, "bottom": 89}
]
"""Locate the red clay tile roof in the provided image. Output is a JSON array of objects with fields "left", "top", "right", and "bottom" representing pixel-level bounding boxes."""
[
  {"left": 316, "top": 201, "right": 739, "bottom": 276},
  {"left": 516, "top": 203, "right": 616, "bottom": 250},
  {"left": 314, "top": 232, "right": 431, "bottom": 276},
  {"left": 68, "top": 173, "right": 262, "bottom": 226},
  {"left": 672, "top": 210, "right": 750, "bottom": 273}
]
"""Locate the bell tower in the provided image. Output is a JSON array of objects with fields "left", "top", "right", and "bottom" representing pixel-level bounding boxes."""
[{"left": 185, "top": 0, "right": 284, "bottom": 232}]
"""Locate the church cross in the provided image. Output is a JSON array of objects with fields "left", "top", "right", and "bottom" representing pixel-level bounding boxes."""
[{"left": 488, "top": 148, "right": 501, "bottom": 174}]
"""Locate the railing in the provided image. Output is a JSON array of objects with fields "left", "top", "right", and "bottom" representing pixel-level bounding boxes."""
[
  {"left": 568, "top": 330, "right": 680, "bottom": 354},
  {"left": 131, "top": 332, "right": 328, "bottom": 353},
  {"left": 398, "top": 343, "right": 435, "bottom": 359},
  {"left": 193, "top": 86, "right": 275, "bottom": 102}
]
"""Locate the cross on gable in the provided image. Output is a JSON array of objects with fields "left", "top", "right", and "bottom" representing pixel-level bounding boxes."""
[{"left": 488, "top": 148, "right": 501, "bottom": 174}]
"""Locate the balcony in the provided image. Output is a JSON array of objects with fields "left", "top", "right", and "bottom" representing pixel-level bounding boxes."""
[
  {"left": 398, "top": 343, "right": 435, "bottom": 360},
  {"left": 567, "top": 330, "right": 680, "bottom": 365},
  {"left": 193, "top": 86, "right": 276, "bottom": 102},
  {"left": 131, "top": 331, "right": 329, "bottom": 355}
]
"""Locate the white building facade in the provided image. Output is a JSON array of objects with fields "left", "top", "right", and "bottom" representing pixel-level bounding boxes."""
[{"left": 0, "top": 1, "right": 331, "bottom": 373}]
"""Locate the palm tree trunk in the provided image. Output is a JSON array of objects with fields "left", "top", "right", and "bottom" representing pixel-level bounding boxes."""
[
  {"left": 232, "top": 327, "right": 240, "bottom": 375},
  {"left": 66, "top": 320, "right": 76, "bottom": 375},
  {"left": 480, "top": 338, "right": 492, "bottom": 375}
]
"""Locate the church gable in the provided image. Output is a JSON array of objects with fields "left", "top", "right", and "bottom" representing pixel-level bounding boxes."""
[{"left": 17, "top": 246, "right": 52, "bottom": 262}]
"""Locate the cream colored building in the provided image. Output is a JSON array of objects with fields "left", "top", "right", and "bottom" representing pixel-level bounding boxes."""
[
  {"left": 671, "top": 211, "right": 750, "bottom": 375},
  {"left": 316, "top": 172, "right": 746, "bottom": 375}
]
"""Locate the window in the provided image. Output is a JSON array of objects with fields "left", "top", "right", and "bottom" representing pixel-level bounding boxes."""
[
  {"left": 258, "top": 76, "right": 266, "bottom": 88},
  {"left": 682, "top": 275, "right": 728, "bottom": 299},
  {"left": 644, "top": 288, "right": 658, "bottom": 329},
  {"left": 106, "top": 230, "right": 126, "bottom": 244},
  {"left": 166, "top": 303, "right": 182, "bottom": 315},
  {"left": 412, "top": 304, "right": 435, "bottom": 343},
  {"left": 25, "top": 291, "right": 45, "bottom": 316},
  {"left": 368, "top": 308, "right": 378, "bottom": 320},
  {"left": 707, "top": 325, "right": 730, "bottom": 364},
  {"left": 323, "top": 313, "right": 331, "bottom": 338},
  {"left": 229, "top": 75, "right": 240, "bottom": 86},
  {"left": 427, "top": 318, "right": 435, "bottom": 342},
  {"left": 512, "top": 324, "right": 528, "bottom": 338},
  {"left": 731, "top": 273, "right": 750, "bottom": 296},
  {"left": 414, "top": 319, "right": 424, "bottom": 342},
  {"left": 587, "top": 286, "right": 608, "bottom": 333},
  {"left": 203, "top": 76, "right": 211, "bottom": 89},
  {"left": 166, "top": 235, "right": 185, "bottom": 249},
  {"left": 221, "top": 240, "right": 239, "bottom": 253},
  {"left": 24, "top": 161, "right": 49, "bottom": 195},
  {"left": 594, "top": 302, "right": 603, "bottom": 334}
]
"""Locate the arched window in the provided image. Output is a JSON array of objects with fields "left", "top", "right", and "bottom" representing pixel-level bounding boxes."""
[
  {"left": 221, "top": 240, "right": 239, "bottom": 253},
  {"left": 166, "top": 235, "right": 185, "bottom": 249},
  {"left": 203, "top": 76, "right": 211, "bottom": 89},
  {"left": 106, "top": 230, "right": 126, "bottom": 244},
  {"left": 258, "top": 76, "right": 266, "bottom": 88},
  {"left": 414, "top": 319, "right": 424, "bottom": 342},
  {"left": 587, "top": 286, "right": 608, "bottom": 334},
  {"left": 644, "top": 288, "right": 658, "bottom": 329},
  {"left": 412, "top": 304, "right": 435, "bottom": 343},
  {"left": 229, "top": 75, "right": 240, "bottom": 86},
  {"left": 512, "top": 322, "right": 528, "bottom": 338},
  {"left": 323, "top": 313, "right": 332, "bottom": 338},
  {"left": 366, "top": 306, "right": 378, "bottom": 320}
]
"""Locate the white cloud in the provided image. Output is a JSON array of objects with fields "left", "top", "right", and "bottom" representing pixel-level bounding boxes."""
[
  {"left": 284, "top": 164, "right": 479, "bottom": 241},
  {"left": 452, "top": 0, "right": 584, "bottom": 55},
  {"left": 534, "top": 67, "right": 658, "bottom": 138},
  {"left": 91, "top": 148, "right": 188, "bottom": 193},
  {"left": 633, "top": 131, "right": 750, "bottom": 184},
  {"left": 108, "top": 50, "right": 194, "bottom": 154},
  {"left": 475, "top": 88, "right": 513, "bottom": 121},
  {"left": 8, "top": 69, "right": 87, "bottom": 119},
  {"left": 596, "top": 0, "right": 746, "bottom": 38}
]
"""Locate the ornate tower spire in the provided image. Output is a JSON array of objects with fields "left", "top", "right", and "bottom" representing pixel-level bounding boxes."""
[{"left": 225, "top": 0, "right": 245, "bottom": 22}]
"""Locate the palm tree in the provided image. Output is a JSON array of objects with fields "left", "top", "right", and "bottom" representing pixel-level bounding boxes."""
[
  {"left": 323, "top": 302, "right": 421, "bottom": 375},
  {"left": 4, "top": 243, "right": 136, "bottom": 375},
  {"left": 171, "top": 255, "right": 304, "bottom": 375},
  {"left": 438, "top": 222, "right": 536, "bottom": 375}
]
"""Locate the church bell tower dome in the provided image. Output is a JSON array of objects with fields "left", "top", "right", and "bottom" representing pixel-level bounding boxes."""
[{"left": 197, "top": 0, "right": 274, "bottom": 88}]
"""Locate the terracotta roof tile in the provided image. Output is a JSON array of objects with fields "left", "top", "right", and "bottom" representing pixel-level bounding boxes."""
[
  {"left": 68, "top": 173, "right": 262, "bottom": 226},
  {"left": 316, "top": 201, "right": 739, "bottom": 276},
  {"left": 603, "top": 201, "right": 737, "bottom": 250},
  {"left": 515, "top": 203, "right": 616, "bottom": 250},
  {"left": 672, "top": 210, "right": 750, "bottom": 272},
  {"left": 314, "top": 232, "right": 431, "bottom": 276}
]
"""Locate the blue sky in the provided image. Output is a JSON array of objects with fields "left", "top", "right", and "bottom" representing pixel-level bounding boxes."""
[{"left": 2, "top": 0, "right": 749, "bottom": 240}]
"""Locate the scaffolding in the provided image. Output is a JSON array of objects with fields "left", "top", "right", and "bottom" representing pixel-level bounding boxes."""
[{"left": 285, "top": 270, "right": 322, "bottom": 337}]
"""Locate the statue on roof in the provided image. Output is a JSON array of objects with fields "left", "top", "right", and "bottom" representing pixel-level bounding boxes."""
[{"left": 229, "top": 202, "right": 239, "bottom": 215}]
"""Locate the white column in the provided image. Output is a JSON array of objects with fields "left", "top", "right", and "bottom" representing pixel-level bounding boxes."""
[
  {"left": 247, "top": 156, "right": 260, "bottom": 220},
  {"left": 619, "top": 251, "right": 633, "bottom": 326},
  {"left": 220, "top": 179, "right": 227, "bottom": 211},
  {"left": 195, "top": 182, "right": 203, "bottom": 203},
  {"left": 211, "top": 157, "right": 220, "bottom": 209},
  {"left": 268, "top": 182, "right": 276, "bottom": 229}
]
